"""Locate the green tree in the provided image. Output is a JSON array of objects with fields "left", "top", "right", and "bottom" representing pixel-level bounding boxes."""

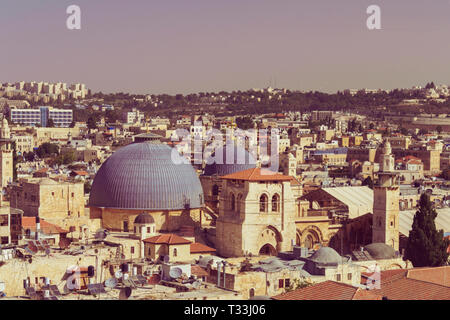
[
  {"left": 47, "top": 118, "right": 55, "bottom": 128},
  {"left": 36, "top": 143, "right": 59, "bottom": 158},
  {"left": 405, "top": 194, "right": 450, "bottom": 267},
  {"left": 362, "top": 176, "right": 374, "bottom": 189},
  {"left": 87, "top": 115, "right": 98, "bottom": 132}
]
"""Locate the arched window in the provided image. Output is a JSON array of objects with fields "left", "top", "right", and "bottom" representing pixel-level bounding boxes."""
[
  {"left": 272, "top": 194, "right": 280, "bottom": 212},
  {"left": 259, "top": 194, "right": 268, "bottom": 213},
  {"left": 212, "top": 185, "right": 219, "bottom": 196},
  {"left": 173, "top": 248, "right": 177, "bottom": 257},
  {"left": 230, "top": 193, "right": 236, "bottom": 211},
  {"left": 237, "top": 194, "right": 243, "bottom": 213}
]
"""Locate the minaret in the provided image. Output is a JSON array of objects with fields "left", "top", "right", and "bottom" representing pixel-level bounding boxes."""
[
  {"left": 372, "top": 140, "right": 399, "bottom": 251},
  {"left": 0, "top": 117, "right": 13, "bottom": 191}
]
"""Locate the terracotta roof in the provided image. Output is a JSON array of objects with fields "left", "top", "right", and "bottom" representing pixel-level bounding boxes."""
[
  {"left": 272, "top": 281, "right": 382, "bottom": 300},
  {"left": 362, "top": 267, "right": 450, "bottom": 300},
  {"left": 407, "top": 266, "right": 450, "bottom": 288},
  {"left": 370, "top": 277, "right": 450, "bottom": 300},
  {"left": 190, "top": 242, "right": 216, "bottom": 254},
  {"left": 142, "top": 234, "right": 192, "bottom": 245},
  {"left": 21, "top": 217, "right": 69, "bottom": 234},
  {"left": 221, "top": 168, "right": 293, "bottom": 182},
  {"left": 191, "top": 265, "right": 209, "bottom": 277},
  {"left": 361, "top": 268, "right": 407, "bottom": 286}
]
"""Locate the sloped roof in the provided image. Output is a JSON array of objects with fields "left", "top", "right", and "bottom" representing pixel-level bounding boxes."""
[
  {"left": 272, "top": 280, "right": 382, "bottom": 300},
  {"left": 222, "top": 168, "right": 293, "bottom": 182},
  {"left": 21, "top": 217, "right": 68, "bottom": 234},
  {"left": 322, "top": 186, "right": 374, "bottom": 219},
  {"left": 399, "top": 208, "right": 450, "bottom": 236},
  {"left": 190, "top": 242, "right": 216, "bottom": 254},
  {"left": 143, "top": 234, "right": 192, "bottom": 245}
]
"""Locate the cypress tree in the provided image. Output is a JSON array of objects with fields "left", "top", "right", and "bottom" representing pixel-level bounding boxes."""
[{"left": 405, "top": 193, "right": 449, "bottom": 267}]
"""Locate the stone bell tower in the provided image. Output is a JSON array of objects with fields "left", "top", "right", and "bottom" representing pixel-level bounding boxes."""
[
  {"left": 0, "top": 117, "right": 13, "bottom": 191},
  {"left": 372, "top": 140, "right": 399, "bottom": 251}
]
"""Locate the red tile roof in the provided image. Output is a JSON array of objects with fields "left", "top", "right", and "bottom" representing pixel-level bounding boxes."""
[
  {"left": 222, "top": 168, "right": 293, "bottom": 182},
  {"left": 190, "top": 242, "right": 216, "bottom": 254},
  {"left": 142, "top": 234, "right": 192, "bottom": 245},
  {"left": 272, "top": 281, "right": 382, "bottom": 300},
  {"left": 370, "top": 277, "right": 450, "bottom": 300},
  {"left": 407, "top": 266, "right": 450, "bottom": 288},
  {"left": 362, "top": 267, "right": 450, "bottom": 300},
  {"left": 21, "top": 217, "right": 69, "bottom": 234}
]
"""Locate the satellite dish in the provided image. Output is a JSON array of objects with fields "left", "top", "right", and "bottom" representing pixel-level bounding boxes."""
[
  {"left": 192, "top": 281, "right": 201, "bottom": 289},
  {"left": 169, "top": 267, "right": 183, "bottom": 279},
  {"left": 104, "top": 278, "right": 118, "bottom": 289},
  {"left": 119, "top": 287, "right": 132, "bottom": 300},
  {"left": 114, "top": 271, "right": 123, "bottom": 279},
  {"left": 163, "top": 255, "right": 170, "bottom": 263}
]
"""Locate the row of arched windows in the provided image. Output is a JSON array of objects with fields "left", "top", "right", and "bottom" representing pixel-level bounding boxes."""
[
  {"left": 229, "top": 193, "right": 281, "bottom": 214},
  {"left": 259, "top": 194, "right": 280, "bottom": 213}
]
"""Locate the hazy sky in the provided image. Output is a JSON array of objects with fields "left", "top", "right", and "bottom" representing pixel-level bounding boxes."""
[{"left": 1, "top": 0, "right": 450, "bottom": 94}]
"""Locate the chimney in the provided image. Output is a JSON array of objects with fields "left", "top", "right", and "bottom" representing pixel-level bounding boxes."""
[
  {"left": 216, "top": 261, "right": 221, "bottom": 287},
  {"left": 35, "top": 217, "right": 40, "bottom": 240}
]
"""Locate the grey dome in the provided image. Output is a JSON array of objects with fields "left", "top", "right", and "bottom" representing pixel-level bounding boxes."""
[
  {"left": 309, "top": 247, "right": 342, "bottom": 265},
  {"left": 134, "top": 212, "right": 155, "bottom": 224},
  {"left": 364, "top": 243, "right": 396, "bottom": 260},
  {"left": 89, "top": 142, "right": 204, "bottom": 210},
  {"left": 203, "top": 143, "right": 256, "bottom": 176}
]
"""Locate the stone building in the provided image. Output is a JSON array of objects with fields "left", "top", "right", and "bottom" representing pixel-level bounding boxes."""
[
  {"left": 10, "top": 178, "right": 91, "bottom": 238},
  {"left": 215, "top": 168, "right": 297, "bottom": 257},
  {"left": 200, "top": 144, "right": 256, "bottom": 213}
]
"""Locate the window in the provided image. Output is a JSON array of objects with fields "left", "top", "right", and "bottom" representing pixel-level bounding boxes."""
[
  {"left": 278, "top": 279, "right": 284, "bottom": 288},
  {"left": 259, "top": 194, "right": 268, "bottom": 213},
  {"left": 230, "top": 193, "right": 236, "bottom": 212},
  {"left": 347, "top": 273, "right": 352, "bottom": 281},
  {"left": 173, "top": 248, "right": 178, "bottom": 257},
  {"left": 131, "top": 247, "right": 135, "bottom": 254},
  {"left": 147, "top": 227, "right": 151, "bottom": 233},
  {"left": 272, "top": 194, "right": 280, "bottom": 212},
  {"left": 285, "top": 279, "right": 290, "bottom": 287},
  {"left": 237, "top": 194, "right": 243, "bottom": 213},
  {"left": 336, "top": 274, "right": 341, "bottom": 282}
]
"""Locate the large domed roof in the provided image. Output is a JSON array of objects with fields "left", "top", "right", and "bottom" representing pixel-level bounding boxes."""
[
  {"left": 203, "top": 143, "right": 257, "bottom": 176},
  {"left": 89, "top": 142, "right": 204, "bottom": 210},
  {"left": 309, "top": 247, "right": 342, "bottom": 265},
  {"left": 364, "top": 243, "right": 396, "bottom": 260}
]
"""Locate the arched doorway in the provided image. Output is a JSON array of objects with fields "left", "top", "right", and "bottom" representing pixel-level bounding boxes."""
[{"left": 259, "top": 243, "right": 277, "bottom": 256}]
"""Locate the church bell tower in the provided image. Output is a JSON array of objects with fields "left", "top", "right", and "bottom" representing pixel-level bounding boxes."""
[{"left": 372, "top": 140, "right": 400, "bottom": 251}]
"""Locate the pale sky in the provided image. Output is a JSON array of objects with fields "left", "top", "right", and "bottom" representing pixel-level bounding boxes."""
[{"left": 1, "top": 0, "right": 450, "bottom": 94}]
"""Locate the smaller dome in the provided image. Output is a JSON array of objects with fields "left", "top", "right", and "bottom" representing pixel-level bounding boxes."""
[
  {"left": 309, "top": 247, "right": 342, "bottom": 264},
  {"left": 364, "top": 243, "right": 396, "bottom": 260},
  {"left": 134, "top": 212, "right": 155, "bottom": 224}
]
